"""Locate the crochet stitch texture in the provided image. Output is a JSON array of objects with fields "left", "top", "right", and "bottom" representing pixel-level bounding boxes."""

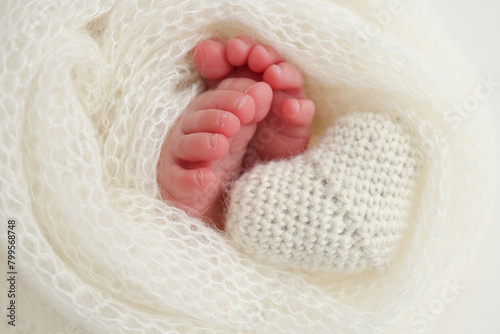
[{"left": 227, "top": 112, "right": 421, "bottom": 272}]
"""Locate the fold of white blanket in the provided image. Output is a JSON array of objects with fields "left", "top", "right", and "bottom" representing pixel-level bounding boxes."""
[{"left": 0, "top": 0, "right": 497, "bottom": 333}]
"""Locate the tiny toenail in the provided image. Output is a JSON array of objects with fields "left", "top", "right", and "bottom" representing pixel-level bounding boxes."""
[
  {"left": 197, "top": 170, "right": 204, "bottom": 186},
  {"left": 286, "top": 100, "right": 301, "bottom": 118},
  {"left": 244, "top": 84, "right": 256, "bottom": 94},
  {"left": 257, "top": 45, "right": 268, "bottom": 55},
  {"left": 233, "top": 38, "right": 245, "bottom": 49},
  {"left": 208, "top": 133, "right": 218, "bottom": 150},
  {"left": 235, "top": 95, "right": 248, "bottom": 109},
  {"left": 217, "top": 111, "right": 228, "bottom": 127},
  {"left": 271, "top": 64, "right": 283, "bottom": 75}
]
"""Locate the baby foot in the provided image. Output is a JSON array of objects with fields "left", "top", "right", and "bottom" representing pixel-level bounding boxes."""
[
  {"left": 157, "top": 77, "right": 272, "bottom": 230},
  {"left": 193, "top": 36, "right": 315, "bottom": 165}
]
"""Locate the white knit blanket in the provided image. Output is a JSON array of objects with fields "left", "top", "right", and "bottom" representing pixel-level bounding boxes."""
[{"left": 0, "top": 0, "right": 497, "bottom": 333}]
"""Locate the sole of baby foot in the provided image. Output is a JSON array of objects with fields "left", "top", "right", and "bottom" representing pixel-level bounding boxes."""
[{"left": 157, "top": 77, "right": 272, "bottom": 230}]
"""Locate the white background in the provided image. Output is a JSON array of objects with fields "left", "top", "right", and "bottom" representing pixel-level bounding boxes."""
[{"left": 428, "top": 1, "right": 500, "bottom": 334}]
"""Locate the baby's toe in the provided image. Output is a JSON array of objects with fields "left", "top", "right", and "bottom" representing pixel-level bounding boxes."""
[
  {"left": 226, "top": 36, "right": 256, "bottom": 66},
  {"left": 158, "top": 164, "right": 216, "bottom": 211},
  {"left": 227, "top": 36, "right": 284, "bottom": 72},
  {"left": 240, "top": 81, "right": 273, "bottom": 123},
  {"left": 193, "top": 39, "right": 233, "bottom": 81},
  {"left": 216, "top": 78, "right": 272, "bottom": 123},
  {"left": 192, "top": 89, "right": 256, "bottom": 125},
  {"left": 280, "top": 99, "right": 315, "bottom": 128},
  {"left": 247, "top": 45, "right": 284, "bottom": 73},
  {"left": 173, "top": 133, "right": 229, "bottom": 162},
  {"left": 182, "top": 109, "right": 241, "bottom": 138},
  {"left": 263, "top": 62, "right": 304, "bottom": 95}
]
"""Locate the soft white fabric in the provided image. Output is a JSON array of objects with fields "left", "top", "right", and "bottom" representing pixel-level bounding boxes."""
[
  {"left": 226, "top": 112, "right": 422, "bottom": 272},
  {"left": 0, "top": 0, "right": 497, "bottom": 333}
]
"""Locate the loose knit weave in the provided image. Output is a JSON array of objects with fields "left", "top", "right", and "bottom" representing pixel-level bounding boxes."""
[{"left": 0, "top": 0, "right": 497, "bottom": 333}]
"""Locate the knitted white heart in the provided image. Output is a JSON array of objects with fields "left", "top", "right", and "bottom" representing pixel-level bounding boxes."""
[{"left": 225, "top": 112, "right": 421, "bottom": 272}]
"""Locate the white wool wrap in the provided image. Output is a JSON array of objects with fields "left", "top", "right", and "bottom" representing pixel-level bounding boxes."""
[{"left": 0, "top": 0, "right": 497, "bottom": 333}]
